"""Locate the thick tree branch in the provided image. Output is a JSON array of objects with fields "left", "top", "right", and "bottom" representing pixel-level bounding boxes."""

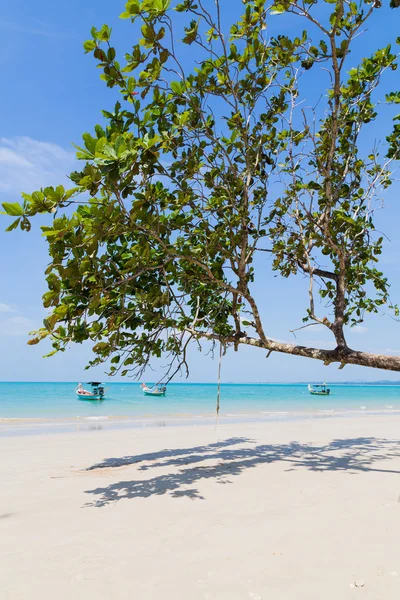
[{"left": 186, "top": 329, "right": 400, "bottom": 372}]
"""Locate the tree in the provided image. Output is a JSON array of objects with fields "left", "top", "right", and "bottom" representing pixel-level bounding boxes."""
[{"left": 2, "top": 0, "right": 400, "bottom": 378}]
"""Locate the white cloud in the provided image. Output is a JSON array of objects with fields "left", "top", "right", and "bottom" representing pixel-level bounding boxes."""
[
  {"left": 0, "top": 137, "right": 76, "bottom": 199},
  {"left": 306, "top": 339, "right": 336, "bottom": 348},
  {"left": 0, "top": 148, "right": 32, "bottom": 168},
  {"left": 0, "top": 316, "right": 37, "bottom": 337},
  {"left": 298, "top": 324, "right": 325, "bottom": 334},
  {"left": 268, "top": 336, "right": 336, "bottom": 348},
  {"left": 269, "top": 336, "right": 293, "bottom": 345},
  {"left": 350, "top": 325, "right": 368, "bottom": 334},
  {"left": 0, "top": 19, "right": 74, "bottom": 39},
  {"left": 0, "top": 303, "right": 14, "bottom": 313}
]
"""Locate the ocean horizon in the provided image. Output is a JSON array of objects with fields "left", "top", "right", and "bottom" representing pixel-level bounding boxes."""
[
  {"left": 1, "top": 382, "right": 400, "bottom": 424},
  {"left": 2, "top": 380, "right": 400, "bottom": 384}
]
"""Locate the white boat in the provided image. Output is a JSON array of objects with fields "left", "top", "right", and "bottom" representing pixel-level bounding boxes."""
[
  {"left": 141, "top": 383, "right": 166, "bottom": 397},
  {"left": 76, "top": 382, "right": 106, "bottom": 400},
  {"left": 308, "top": 383, "right": 330, "bottom": 396}
]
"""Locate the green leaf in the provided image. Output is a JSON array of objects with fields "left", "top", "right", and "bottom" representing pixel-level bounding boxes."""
[
  {"left": 93, "top": 342, "right": 110, "bottom": 353},
  {"left": 98, "top": 24, "right": 112, "bottom": 42},
  {"left": 270, "top": 3, "right": 287, "bottom": 15},
  {"left": 82, "top": 132, "right": 97, "bottom": 154},
  {"left": 6, "top": 218, "right": 21, "bottom": 231},
  {"left": 107, "top": 47, "right": 116, "bottom": 61},
  {"left": 170, "top": 80, "right": 183, "bottom": 94},
  {"left": 2, "top": 202, "right": 24, "bottom": 216},
  {"left": 83, "top": 40, "right": 97, "bottom": 53},
  {"left": 41, "top": 228, "right": 61, "bottom": 237},
  {"left": 386, "top": 91, "right": 400, "bottom": 104},
  {"left": 183, "top": 19, "right": 199, "bottom": 45}
]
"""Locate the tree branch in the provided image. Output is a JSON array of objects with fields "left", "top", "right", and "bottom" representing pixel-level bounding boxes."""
[{"left": 186, "top": 329, "right": 400, "bottom": 372}]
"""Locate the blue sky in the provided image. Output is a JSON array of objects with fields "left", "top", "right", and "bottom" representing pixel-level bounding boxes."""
[{"left": 1, "top": 0, "right": 400, "bottom": 383}]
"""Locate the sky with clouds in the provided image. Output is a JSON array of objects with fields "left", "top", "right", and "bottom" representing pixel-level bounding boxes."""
[{"left": 1, "top": 0, "right": 400, "bottom": 382}]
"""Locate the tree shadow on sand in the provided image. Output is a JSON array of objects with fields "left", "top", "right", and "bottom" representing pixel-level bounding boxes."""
[{"left": 83, "top": 436, "right": 400, "bottom": 507}]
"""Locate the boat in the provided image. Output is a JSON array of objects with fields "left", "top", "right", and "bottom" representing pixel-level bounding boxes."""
[
  {"left": 76, "top": 381, "right": 106, "bottom": 400},
  {"left": 308, "top": 383, "right": 330, "bottom": 396},
  {"left": 141, "top": 383, "right": 167, "bottom": 397}
]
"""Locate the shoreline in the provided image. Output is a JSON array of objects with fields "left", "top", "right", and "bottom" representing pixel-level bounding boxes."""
[{"left": 2, "top": 406, "right": 400, "bottom": 437}]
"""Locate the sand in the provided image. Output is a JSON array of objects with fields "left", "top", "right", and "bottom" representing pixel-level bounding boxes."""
[{"left": 1, "top": 415, "right": 400, "bottom": 599}]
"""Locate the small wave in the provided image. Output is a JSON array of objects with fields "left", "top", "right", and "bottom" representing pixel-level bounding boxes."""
[{"left": 225, "top": 413, "right": 253, "bottom": 417}]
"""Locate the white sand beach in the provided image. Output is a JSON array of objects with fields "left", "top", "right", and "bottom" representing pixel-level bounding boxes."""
[{"left": 1, "top": 415, "right": 400, "bottom": 599}]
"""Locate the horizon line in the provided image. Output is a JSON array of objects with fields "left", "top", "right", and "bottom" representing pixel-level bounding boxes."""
[{"left": 1, "top": 380, "right": 400, "bottom": 385}]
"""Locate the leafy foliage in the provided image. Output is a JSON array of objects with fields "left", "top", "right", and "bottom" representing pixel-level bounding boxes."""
[{"left": 3, "top": 0, "right": 400, "bottom": 375}]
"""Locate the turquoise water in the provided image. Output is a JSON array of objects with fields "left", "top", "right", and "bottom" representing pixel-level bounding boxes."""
[{"left": 1, "top": 382, "right": 400, "bottom": 420}]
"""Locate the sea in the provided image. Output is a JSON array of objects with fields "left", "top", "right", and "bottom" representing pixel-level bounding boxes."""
[{"left": 1, "top": 382, "right": 400, "bottom": 436}]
